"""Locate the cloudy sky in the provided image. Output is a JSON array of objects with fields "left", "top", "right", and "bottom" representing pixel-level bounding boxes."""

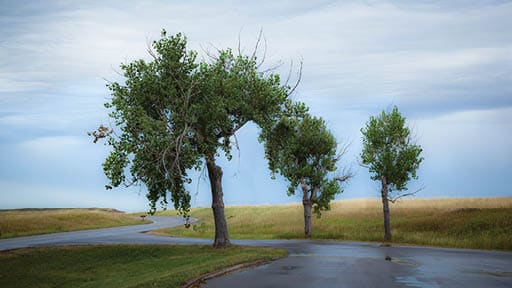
[{"left": 1, "top": 0, "right": 511, "bottom": 212}]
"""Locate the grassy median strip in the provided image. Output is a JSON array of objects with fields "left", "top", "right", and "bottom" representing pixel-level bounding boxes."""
[
  {"left": 0, "top": 208, "right": 148, "bottom": 238},
  {"left": 153, "top": 197, "right": 512, "bottom": 251},
  {"left": 0, "top": 244, "right": 287, "bottom": 288}
]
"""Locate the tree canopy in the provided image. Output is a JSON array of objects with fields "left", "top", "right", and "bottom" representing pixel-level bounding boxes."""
[
  {"left": 360, "top": 106, "right": 423, "bottom": 196},
  {"left": 263, "top": 113, "right": 350, "bottom": 237},
  {"left": 98, "top": 30, "right": 302, "bottom": 247}
]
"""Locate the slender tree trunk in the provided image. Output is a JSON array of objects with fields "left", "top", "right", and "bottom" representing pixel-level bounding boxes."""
[
  {"left": 301, "top": 179, "right": 312, "bottom": 238},
  {"left": 206, "top": 156, "right": 230, "bottom": 248},
  {"left": 381, "top": 176, "right": 392, "bottom": 242}
]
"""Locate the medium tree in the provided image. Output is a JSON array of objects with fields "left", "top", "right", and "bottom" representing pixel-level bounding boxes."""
[
  {"left": 360, "top": 106, "right": 423, "bottom": 242},
  {"left": 96, "top": 30, "right": 296, "bottom": 247},
  {"left": 263, "top": 113, "right": 351, "bottom": 238}
]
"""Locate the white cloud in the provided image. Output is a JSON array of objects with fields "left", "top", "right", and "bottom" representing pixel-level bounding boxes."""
[
  {"left": 1, "top": 1, "right": 511, "bottom": 209},
  {"left": 19, "top": 136, "right": 84, "bottom": 152},
  {"left": 412, "top": 107, "right": 512, "bottom": 178},
  {"left": 2, "top": 1, "right": 511, "bottom": 97}
]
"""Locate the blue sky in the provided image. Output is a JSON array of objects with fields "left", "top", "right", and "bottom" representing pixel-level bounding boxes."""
[{"left": 1, "top": 1, "right": 511, "bottom": 212}]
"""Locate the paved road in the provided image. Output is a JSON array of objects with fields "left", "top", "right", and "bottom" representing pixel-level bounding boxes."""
[
  {"left": 208, "top": 240, "right": 512, "bottom": 288},
  {"left": 1, "top": 216, "right": 511, "bottom": 287},
  {"left": 0, "top": 216, "right": 209, "bottom": 251}
]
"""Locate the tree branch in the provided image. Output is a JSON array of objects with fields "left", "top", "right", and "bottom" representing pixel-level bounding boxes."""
[
  {"left": 146, "top": 37, "right": 159, "bottom": 61},
  {"left": 256, "top": 31, "right": 267, "bottom": 69},
  {"left": 334, "top": 139, "right": 351, "bottom": 162},
  {"left": 287, "top": 57, "right": 303, "bottom": 96},
  {"left": 335, "top": 174, "right": 352, "bottom": 183},
  {"left": 387, "top": 186, "right": 425, "bottom": 203},
  {"left": 251, "top": 28, "right": 263, "bottom": 61}
]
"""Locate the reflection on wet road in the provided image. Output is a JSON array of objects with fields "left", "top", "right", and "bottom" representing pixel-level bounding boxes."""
[{"left": 207, "top": 240, "right": 512, "bottom": 288}]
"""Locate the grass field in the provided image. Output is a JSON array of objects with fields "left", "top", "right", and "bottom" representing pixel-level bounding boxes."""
[
  {"left": 153, "top": 197, "right": 512, "bottom": 251},
  {"left": 0, "top": 245, "right": 286, "bottom": 288},
  {"left": 0, "top": 208, "right": 148, "bottom": 238}
]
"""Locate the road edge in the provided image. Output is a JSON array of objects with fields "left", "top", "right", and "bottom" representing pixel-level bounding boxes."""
[{"left": 181, "top": 256, "right": 285, "bottom": 288}]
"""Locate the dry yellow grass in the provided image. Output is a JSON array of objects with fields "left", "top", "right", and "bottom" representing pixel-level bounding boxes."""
[
  {"left": 155, "top": 197, "right": 512, "bottom": 250},
  {"left": 316, "top": 197, "right": 512, "bottom": 217},
  {"left": 0, "top": 208, "right": 148, "bottom": 238}
]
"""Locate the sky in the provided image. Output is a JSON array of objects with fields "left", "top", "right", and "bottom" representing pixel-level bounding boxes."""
[{"left": 1, "top": 0, "right": 511, "bottom": 212}]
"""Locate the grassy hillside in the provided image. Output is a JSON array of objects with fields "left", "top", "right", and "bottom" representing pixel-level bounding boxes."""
[
  {"left": 153, "top": 197, "right": 512, "bottom": 251},
  {"left": 0, "top": 245, "right": 286, "bottom": 288},
  {"left": 0, "top": 208, "right": 148, "bottom": 238}
]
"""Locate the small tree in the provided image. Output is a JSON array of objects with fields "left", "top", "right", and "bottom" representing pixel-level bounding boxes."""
[
  {"left": 263, "top": 113, "right": 351, "bottom": 238},
  {"left": 95, "top": 30, "right": 296, "bottom": 247},
  {"left": 360, "top": 106, "right": 423, "bottom": 242}
]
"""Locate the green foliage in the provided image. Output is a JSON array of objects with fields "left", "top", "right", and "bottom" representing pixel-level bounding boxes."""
[
  {"left": 102, "top": 30, "right": 295, "bottom": 217},
  {"left": 104, "top": 31, "right": 196, "bottom": 217},
  {"left": 360, "top": 106, "right": 423, "bottom": 194},
  {"left": 263, "top": 113, "right": 343, "bottom": 216},
  {"left": 0, "top": 245, "right": 287, "bottom": 288}
]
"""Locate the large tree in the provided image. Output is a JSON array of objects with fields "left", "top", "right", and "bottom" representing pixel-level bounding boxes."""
[
  {"left": 360, "top": 106, "right": 423, "bottom": 242},
  {"left": 263, "top": 113, "right": 351, "bottom": 238},
  {"left": 97, "top": 30, "right": 295, "bottom": 247}
]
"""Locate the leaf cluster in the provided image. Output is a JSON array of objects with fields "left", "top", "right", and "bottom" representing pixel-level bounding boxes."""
[
  {"left": 263, "top": 113, "right": 343, "bottom": 216},
  {"left": 101, "top": 30, "right": 295, "bottom": 217},
  {"left": 360, "top": 106, "right": 423, "bottom": 194}
]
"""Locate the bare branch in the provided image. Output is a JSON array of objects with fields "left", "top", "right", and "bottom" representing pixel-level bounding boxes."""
[
  {"left": 335, "top": 174, "right": 352, "bottom": 183},
  {"left": 256, "top": 32, "right": 267, "bottom": 69},
  {"left": 200, "top": 43, "right": 222, "bottom": 62},
  {"left": 251, "top": 28, "right": 263, "bottom": 61},
  {"left": 237, "top": 27, "right": 243, "bottom": 56},
  {"left": 387, "top": 186, "right": 425, "bottom": 203},
  {"left": 232, "top": 130, "right": 241, "bottom": 158},
  {"left": 335, "top": 165, "right": 355, "bottom": 184},
  {"left": 288, "top": 57, "right": 303, "bottom": 96},
  {"left": 110, "top": 64, "right": 125, "bottom": 78},
  {"left": 146, "top": 37, "right": 159, "bottom": 61},
  {"left": 284, "top": 59, "right": 294, "bottom": 87},
  {"left": 334, "top": 139, "right": 352, "bottom": 162},
  {"left": 122, "top": 177, "right": 140, "bottom": 188},
  {"left": 102, "top": 77, "right": 114, "bottom": 85},
  {"left": 260, "top": 60, "right": 284, "bottom": 74}
]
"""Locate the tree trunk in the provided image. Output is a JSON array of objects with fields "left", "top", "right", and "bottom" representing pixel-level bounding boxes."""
[
  {"left": 381, "top": 176, "right": 392, "bottom": 242},
  {"left": 301, "top": 179, "right": 312, "bottom": 238},
  {"left": 206, "top": 156, "right": 231, "bottom": 248}
]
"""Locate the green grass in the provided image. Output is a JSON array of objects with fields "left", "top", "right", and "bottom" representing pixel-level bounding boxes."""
[
  {"left": 0, "top": 208, "right": 149, "bottom": 238},
  {"left": 152, "top": 198, "right": 512, "bottom": 251},
  {"left": 0, "top": 245, "right": 286, "bottom": 288}
]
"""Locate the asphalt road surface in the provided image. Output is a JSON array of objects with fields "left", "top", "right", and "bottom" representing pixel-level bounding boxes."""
[
  {"left": 0, "top": 216, "right": 210, "bottom": 251},
  {"left": 1, "top": 216, "right": 511, "bottom": 287},
  {"left": 207, "top": 240, "right": 512, "bottom": 288}
]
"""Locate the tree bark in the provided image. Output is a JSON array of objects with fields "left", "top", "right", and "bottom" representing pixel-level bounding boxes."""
[
  {"left": 381, "top": 176, "right": 392, "bottom": 242},
  {"left": 301, "top": 179, "right": 312, "bottom": 238},
  {"left": 206, "top": 156, "right": 231, "bottom": 248}
]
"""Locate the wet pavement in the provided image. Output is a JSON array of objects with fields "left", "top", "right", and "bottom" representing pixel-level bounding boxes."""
[
  {"left": 1, "top": 216, "right": 511, "bottom": 287},
  {"left": 208, "top": 240, "right": 512, "bottom": 288}
]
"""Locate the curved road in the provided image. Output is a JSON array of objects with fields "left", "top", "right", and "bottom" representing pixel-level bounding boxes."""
[
  {"left": 1, "top": 216, "right": 511, "bottom": 287},
  {"left": 0, "top": 216, "right": 209, "bottom": 251}
]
